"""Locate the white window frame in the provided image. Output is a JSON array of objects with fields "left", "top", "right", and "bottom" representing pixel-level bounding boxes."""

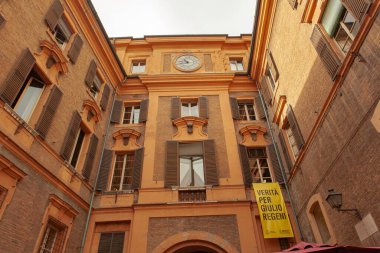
[
  {"left": 68, "top": 128, "right": 85, "bottom": 168},
  {"left": 52, "top": 17, "right": 72, "bottom": 49},
  {"left": 131, "top": 60, "right": 146, "bottom": 73},
  {"left": 40, "top": 223, "right": 58, "bottom": 253},
  {"left": 229, "top": 58, "right": 244, "bottom": 71},
  {"left": 122, "top": 104, "right": 140, "bottom": 124},
  {"left": 238, "top": 101, "right": 256, "bottom": 121},
  {"left": 89, "top": 73, "right": 102, "bottom": 99},
  {"left": 181, "top": 100, "right": 199, "bottom": 117},
  {"left": 247, "top": 148, "right": 273, "bottom": 183},
  {"left": 110, "top": 154, "right": 134, "bottom": 191}
]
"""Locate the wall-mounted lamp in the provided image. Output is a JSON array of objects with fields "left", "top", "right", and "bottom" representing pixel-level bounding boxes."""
[{"left": 326, "top": 189, "right": 362, "bottom": 219}]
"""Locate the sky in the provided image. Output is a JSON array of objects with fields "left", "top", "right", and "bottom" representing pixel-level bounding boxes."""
[{"left": 91, "top": 0, "right": 257, "bottom": 38}]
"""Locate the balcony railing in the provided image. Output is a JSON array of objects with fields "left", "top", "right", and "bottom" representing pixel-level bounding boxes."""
[{"left": 178, "top": 189, "right": 206, "bottom": 202}]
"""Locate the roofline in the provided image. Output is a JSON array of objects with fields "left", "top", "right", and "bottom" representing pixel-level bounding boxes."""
[
  {"left": 110, "top": 33, "right": 252, "bottom": 40},
  {"left": 86, "top": 0, "right": 127, "bottom": 78},
  {"left": 247, "top": 0, "right": 261, "bottom": 76}
]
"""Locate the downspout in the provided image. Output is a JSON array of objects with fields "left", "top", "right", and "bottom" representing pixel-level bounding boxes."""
[
  {"left": 79, "top": 77, "right": 126, "bottom": 253},
  {"left": 257, "top": 88, "right": 304, "bottom": 241}
]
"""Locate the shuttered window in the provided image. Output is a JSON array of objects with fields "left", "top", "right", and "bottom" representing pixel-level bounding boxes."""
[
  {"left": 36, "top": 86, "right": 63, "bottom": 139},
  {"left": 82, "top": 134, "right": 99, "bottom": 180},
  {"left": 120, "top": 100, "right": 148, "bottom": 124},
  {"left": 237, "top": 100, "right": 256, "bottom": 121},
  {"left": 85, "top": 61, "right": 103, "bottom": 98},
  {"left": 286, "top": 105, "right": 305, "bottom": 158},
  {"left": 98, "top": 232, "right": 125, "bottom": 253},
  {"left": 97, "top": 149, "right": 113, "bottom": 191},
  {"left": 260, "top": 77, "right": 272, "bottom": 106},
  {"left": 198, "top": 96, "right": 208, "bottom": 119},
  {"left": 171, "top": 97, "right": 181, "bottom": 120},
  {"left": 278, "top": 131, "right": 293, "bottom": 173},
  {"left": 254, "top": 97, "right": 266, "bottom": 119},
  {"left": 247, "top": 148, "right": 273, "bottom": 183},
  {"left": 267, "top": 144, "right": 284, "bottom": 184},
  {"left": 165, "top": 141, "right": 179, "bottom": 188},
  {"left": 266, "top": 51, "right": 279, "bottom": 90},
  {"left": 238, "top": 144, "right": 253, "bottom": 186},
  {"left": 111, "top": 100, "right": 123, "bottom": 123},
  {"left": 172, "top": 97, "right": 208, "bottom": 119},
  {"left": 100, "top": 84, "right": 111, "bottom": 111},
  {"left": 60, "top": 111, "right": 82, "bottom": 161},
  {"left": 39, "top": 218, "right": 67, "bottom": 253},
  {"left": 67, "top": 34, "right": 83, "bottom": 64}
]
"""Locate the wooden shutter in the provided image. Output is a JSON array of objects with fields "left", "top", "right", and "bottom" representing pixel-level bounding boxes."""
[
  {"left": 287, "top": 0, "right": 298, "bottom": 10},
  {"left": 82, "top": 134, "right": 99, "bottom": 180},
  {"left": 163, "top": 54, "right": 171, "bottom": 72},
  {"left": 238, "top": 144, "right": 253, "bottom": 186},
  {"left": 267, "top": 144, "right": 284, "bottom": 184},
  {"left": 98, "top": 233, "right": 112, "bottom": 253},
  {"left": 267, "top": 51, "right": 279, "bottom": 81},
  {"left": 35, "top": 86, "right": 63, "bottom": 139},
  {"left": 60, "top": 111, "right": 81, "bottom": 161},
  {"left": 139, "top": 99, "right": 149, "bottom": 123},
  {"left": 67, "top": 34, "right": 83, "bottom": 64},
  {"left": 165, "top": 141, "right": 178, "bottom": 188},
  {"left": 203, "top": 140, "right": 218, "bottom": 186},
  {"left": 342, "top": 0, "right": 371, "bottom": 21},
  {"left": 278, "top": 131, "right": 293, "bottom": 173},
  {"left": 45, "top": 0, "right": 64, "bottom": 31},
  {"left": 131, "top": 148, "right": 144, "bottom": 189},
  {"left": 110, "top": 100, "right": 123, "bottom": 123},
  {"left": 310, "top": 25, "right": 341, "bottom": 79},
  {"left": 230, "top": 97, "right": 240, "bottom": 120},
  {"left": 286, "top": 105, "right": 305, "bottom": 150},
  {"left": 110, "top": 233, "right": 125, "bottom": 253},
  {"left": 97, "top": 149, "right": 113, "bottom": 191},
  {"left": 0, "top": 49, "right": 35, "bottom": 105},
  {"left": 254, "top": 97, "right": 266, "bottom": 119},
  {"left": 260, "top": 77, "right": 271, "bottom": 106},
  {"left": 198, "top": 96, "right": 208, "bottom": 119},
  {"left": 85, "top": 60, "right": 97, "bottom": 88},
  {"left": 204, "top": 54, "right": 213, "bottom": 71},
  {"left": 171, "top": 97, "right": 181, "bottom": 120},
  {"left": 100, "top": 84, "right": 110, "bottom": 111}
]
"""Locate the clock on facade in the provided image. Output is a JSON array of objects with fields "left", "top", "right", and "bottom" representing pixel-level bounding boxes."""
[{"left": 175, "top": 55, "right": 201, "bottom": 71}]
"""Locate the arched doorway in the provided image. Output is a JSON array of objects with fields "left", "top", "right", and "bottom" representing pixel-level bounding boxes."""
[
  {"left": 166, "top": 240, "right": 225, "bottom": 253},
  {"left": 173, "top": 245, "right": 218, "bottom": 253}
]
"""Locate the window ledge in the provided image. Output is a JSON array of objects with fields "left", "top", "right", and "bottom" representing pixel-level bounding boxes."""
[
  {"left": 101, "top": 190, "right": 134, "bottom": 195},
  {"left": 3, "top": 104, "right": 38, "bottom": 137}
]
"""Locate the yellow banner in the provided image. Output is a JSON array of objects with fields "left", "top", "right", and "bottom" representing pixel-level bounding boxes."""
[{"left": 253, "top": 182, "right": 294, "bottom": 238}]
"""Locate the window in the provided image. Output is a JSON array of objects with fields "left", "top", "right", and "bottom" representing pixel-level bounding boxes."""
[
  {"left": 179, "top": 142, "right": 205, "bottom": 187},
  {"left": 131, "top": 60, "right": 146, "bottom": 73},
  {"left": 312, "top": 203, "right": 331, "bottom": 243},
  {"left": 39, "top": 218, "right": 67, "bottom": 253},
  {"left": 238, "top": 101, "right": 256, "bottom": 120},
  {"left": 181, "top": 99, "right": 199, "bottom": 117},
  {"left": 69, "top": 128, "right": 85, "bottom": 168},
  {"left": 52, "top": 18, "right": 72, "bottom": 49},
  {"left": 13, "top": 71, "right": 45, "bottom": 122},
  {"left": 285, "top": 127, "right": 300, "bottom": 158},
  {"left": 230, "top": 58, "right": 244, "bottom": 71},
  {"left": 111, "top": 154, "right": 135, "bottom": 191},
  {"left": 89, "top": 73, "right": 102, "bottom": 98},
  {"left": 321, "top": 0, "right": 360, "bottom": 53},
  {"left": 247, "top": 148, "right": 272, "bottom": 183},
  {"left": 122, "top": 104, "right": 140, "bottom": 124},
  {"left": 98, "top": 232, "right": 125, "bottom": 253}
]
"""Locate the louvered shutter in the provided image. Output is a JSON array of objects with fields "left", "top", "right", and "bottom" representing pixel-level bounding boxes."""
[
  {"left": 260, "top": 77, "right": 271, "bottom": 106},
  {"left": 238, "top": 144, "right": 252, "bottom": 186},
  {"left": 35, "top": 86, "right": 63, "bottom": 139},
  {"left": 110, "top": 233, "right": 125, "bottom": 253},
  {"left": 97, "top": 149, "right": 113, "bottom": 191},
  {"left": 139, "top": 99, "right": 149, "bottom": 123},
  {"left": 342, "top": 0, "right": 371, "bottom": 21},
  {"left": 85, "top": 60, "right": 97, "bottom": 88},
  {"left": 163, "top": 54, "right": 171, "bottom": 72},
  {"left": 278, "top": 131, "right": 293, "bottom": 173},
  {"left": 204, "top": 54, "right": 213, "bottom": 71},
  {"left": 203, "top": 140, "right": 218, "bottom": 186},
  {"left": 60, "top": 111, "right": 81, "bottom": 161},
  {"left": 267, "top": 51, "right": 279, "bottom": 81},
  {"left": 132, "top": 148, "right": 144, "bottom": 189},
  {"left": 287, "top": 0, "right": 298, "bottom": 10},
  {"left": 267, "top": 144, "right": 284, "bottom": 184},
  {"left": 254, "top": 97, "right": 266, "bottom": 119},
  {"left": 230, "top": 97, "right": 240, "bottom": 120},
  {"left": 82, "top": 134, "right": 99, "bottom": 180},
  {"left": 198, "top": 96, "right": 208, "bottom": 119},
  {"left": 67, "top": 34, "right": 83, "bottom": 64},
  {"left": 98, "top": 233, "right": 112, "bottom": 253},
  {"left": 0, "top": 49, "right": 35, "bottom": 105},
  {"left": 165, "top": 141, "right": 178, "bottom": 188},
  {"left": 286, "top": 105, "right": 305, "bottom": 151},
  {"left": 110, "top": 100, "right": 123, "bottom": 123},
  {"left": 171, "top": 97, "right": 181, "bottom": 119},
  {"left": 45, "top": 0, "right": 64, "bottom": 31},
  {"left": 100, "top": 84, "right": 111, "bottom": 111},
  {"left": 310, "top": 25, "right": 341, "bottom": 79}
]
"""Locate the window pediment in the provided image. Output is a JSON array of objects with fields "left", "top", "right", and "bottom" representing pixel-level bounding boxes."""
[
  {"left": 112, "top": 128, "right": 142, "bottom": 151},
  {"left": 239, "top": 125, "right": 268, "bottom": 146},
  {"left": 172, "top": 116, "right": 208, "bottom": 141},
  {"left": 82, "top": 99, "right": 101, "bottom": 123},
  {"left": 38, "top": 40, "right": 69, "bottom": 74}
]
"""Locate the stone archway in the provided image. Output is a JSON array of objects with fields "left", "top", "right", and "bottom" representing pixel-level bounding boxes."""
[{"left": 152, "top": 231, "right": 240, "bottom": 253}]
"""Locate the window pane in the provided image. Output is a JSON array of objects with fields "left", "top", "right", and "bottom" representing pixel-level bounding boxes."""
[
  {"left": 132, "top": 106, "right": 140, "bottom": 123},
  {"left": 238, "top": 104, "right": 247, "bottom": 120},
  {"left": 123, "top": 106, "right": 132, "bottom": 124},
  {"left": 190, "top": 103, "right": 199, "bottom": 117},
  {"left": 321, "top": 0, "right": 345, "bottom": 36},
  {"left": 111, "top": 155, "right": 124, "bottom": 190},
  {"left": 180, "top": 157, "right": 192, "bottom": 187},
  {"left": 237, "top": 62, "right": 244, "bottom": 71},
  {"left": 70, "top": 129, "right": 85, "bottom": 168},
  {"left": 181, "top": 103, "right": 190, "bottom": 117},
  {"left": 15, "top": 78, "right": 44, "bottom": 121},
  {"left": 193, "top": 157, "right": 204, "bottom": 186},
  {"left": 246, "top": 103, "right": 255, "bottom": 120},
  {"left": 230, "top": 62, "right": 237, "bottom": 71}
]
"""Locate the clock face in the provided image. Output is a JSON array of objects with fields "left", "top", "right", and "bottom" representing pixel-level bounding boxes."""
[{"left": 175, "top": 55, "right": 200, "bottom": 71}]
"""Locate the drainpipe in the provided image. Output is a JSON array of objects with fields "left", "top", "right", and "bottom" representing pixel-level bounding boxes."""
[
  {"left": 79, "top": 77, "right": 126, "bottom": 252},
  {"left": 257, "top": 88, "right": 304, "bottom": 241}
]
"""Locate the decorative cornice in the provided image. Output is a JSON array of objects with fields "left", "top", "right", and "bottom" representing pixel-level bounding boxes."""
[
  {"left": 39, "top": 40, "right": 69, "bottom": 74},
  {"left": 239, "top": 125, "right": 267, "bottom": 136},
  {"left": 239, "top": 124, "right": 268, "bottom": 147},
  {"left": 0, "top": 155, "right": 27, "bottom": 181},
  {"left": 172, "top": 116, "right": 208, "bottom": 140},
  {"left": 82, "top": 100, "right": 102, "bottom": 122},
  {"left": 112, "top": 128, "right": 141, "bottom": 140},
  {"left": 49, "top": 194, "right": 79, "bottom": 217}
]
